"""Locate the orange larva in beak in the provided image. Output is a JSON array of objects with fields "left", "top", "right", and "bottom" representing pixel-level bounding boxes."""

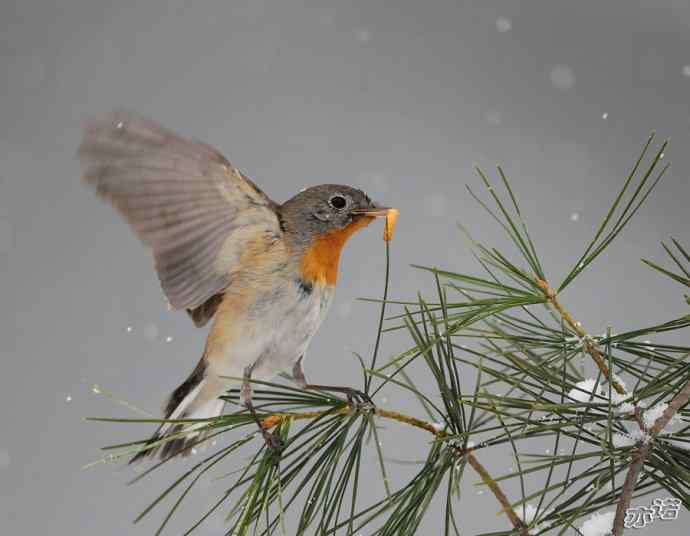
[{"left": 384, "top": 209, "right": 400, "bottom": 242}]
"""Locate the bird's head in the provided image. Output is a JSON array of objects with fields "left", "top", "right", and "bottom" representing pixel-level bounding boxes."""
[
  {"left": 279, "top": 184, "right": 390, "bottom": 285},
  {"left": 279, "top": 184, "right": 389, "bottom": 247}
]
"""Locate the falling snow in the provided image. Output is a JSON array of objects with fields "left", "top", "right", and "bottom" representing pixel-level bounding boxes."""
[
  {"left": 601, "top": 112, "right": 608, "bottom": 119},
  {"left": 549, "top": 65, "right": 575, "bottom": 90},
  {"left": 354, "top": 28, "right": 370, "bottom": 42},
  {"left": 570, "top": 211, "right": 580, "bottom": 222},
  {"left": 65, "top": 395, "right": 72, "bottom": 402},
  {"left": 165, "top": 336, "right": 173, "bottom": 343},
  {"left": 495, "top": 17, "right": 512, "bottom": 33},
  {"left": 682, "top": 65, "right": 690, "bottom": 78},
  {"left": 126, "top": 326, "right": 133, "bottom": 333},
  {"left": 485, "top": 110, "right": 501, "bottom": 125}
]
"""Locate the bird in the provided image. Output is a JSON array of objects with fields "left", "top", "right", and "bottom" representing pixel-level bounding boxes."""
[{"left": 78, "top": 112, "right": 393, "bottom": 461}]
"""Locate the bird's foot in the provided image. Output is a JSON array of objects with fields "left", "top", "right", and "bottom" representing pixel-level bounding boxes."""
[
  {"left": 343, "top": 388, "right": 376, "bottom": 411},
  {"left": 261, "top": 428, "right": 285, "bottom": 454},
  {"left": 301, "top": 383, "right": 376, "bottom": 411}
]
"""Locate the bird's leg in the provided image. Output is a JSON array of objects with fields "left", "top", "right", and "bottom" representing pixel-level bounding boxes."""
[
  {"left": 242, "top": 366, "right": 284, "bottom": 452},
  {"left": 291, "top": 357, "right": 374, "bottom": 409}
]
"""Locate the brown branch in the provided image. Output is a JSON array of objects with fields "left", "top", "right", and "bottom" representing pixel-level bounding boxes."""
[
  {"left": 261, "top": 407, "right": 441, "bottom": 436},
  {"left": 466, "top": 451, "right": 528, "bottom": 534},
  {"left": 649, "top": 378, "right": 690, "bottom": 435},
  {"left": 612, "top": 379, "right": 690, "bottom": 535},
  {"left": 261, "top": 405, "right": 528, "bottom": 534},
  {"left": 612, "top": 442, "right": 651, "bottom": 536},
  {"left": 536, "top": 278, "right": 626, "bottom": 395}
]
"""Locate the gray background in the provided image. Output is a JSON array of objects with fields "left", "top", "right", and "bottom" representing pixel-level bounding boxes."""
[{"left": 1, "top": 1, "right": 689, "bottom": 534}]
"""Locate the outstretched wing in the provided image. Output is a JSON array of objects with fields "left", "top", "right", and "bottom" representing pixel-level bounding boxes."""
[{"left": 79, "top": 112, "right": 283, "bottom": 317}]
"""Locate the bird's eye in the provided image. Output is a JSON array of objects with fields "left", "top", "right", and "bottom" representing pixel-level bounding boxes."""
[{"left": 329, "top": 195, "right": 348, "bottom": 210}]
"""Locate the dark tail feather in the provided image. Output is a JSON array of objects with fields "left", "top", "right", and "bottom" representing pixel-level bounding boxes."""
[
  {"left": 130, "top": 360, "right": 213, "bottom": 464},
  {"left": 165, "top": 360, "right": 206, "bottom": 417}
]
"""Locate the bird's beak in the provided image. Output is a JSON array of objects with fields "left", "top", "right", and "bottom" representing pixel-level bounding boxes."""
[{"left": 351, "top": 206, "right": 391, "bottom": 218}]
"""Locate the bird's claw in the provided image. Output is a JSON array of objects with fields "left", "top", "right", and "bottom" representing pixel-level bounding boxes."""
[
  {"left": 262, "top": 430, "right": 285, "bottom": 453},
  {"left": 345, "top": 389, "right": 375, "bottom": 411}
]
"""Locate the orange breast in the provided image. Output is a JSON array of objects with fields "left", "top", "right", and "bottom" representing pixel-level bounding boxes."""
[{"left": 300, "top": 217, "right": 374, "bottom": 286}]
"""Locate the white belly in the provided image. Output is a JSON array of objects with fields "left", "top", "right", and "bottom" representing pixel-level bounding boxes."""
[{"left": 207, "top": 281, "right": 335, "bottom": 383}]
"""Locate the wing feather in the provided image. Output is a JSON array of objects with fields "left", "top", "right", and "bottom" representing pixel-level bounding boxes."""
[{"left": 79, "top": 111, "right": 283, "bottom": 312}]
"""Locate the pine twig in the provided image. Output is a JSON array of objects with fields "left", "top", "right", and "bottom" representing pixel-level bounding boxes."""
[
  {"left": 466, "top": 451, "right": 528, "bottom": 534},
  {"left": 536, "top": 278, "right": 627, "bottom": 395},
  {"left": 612, "top": 443, "right": 651, "bottom": 536},
  {"left": 260, "top": 407, "right": 439, "bottom": 436}
]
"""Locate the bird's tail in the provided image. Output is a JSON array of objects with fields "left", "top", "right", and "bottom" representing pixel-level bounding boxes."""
[{"left": 130, "top": 360, "right": 225, "bottom": 463}]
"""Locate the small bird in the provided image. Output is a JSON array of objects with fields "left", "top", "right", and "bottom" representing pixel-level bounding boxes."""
[{"left": 78, "top": 112, "right": 392, "bottom": 461}]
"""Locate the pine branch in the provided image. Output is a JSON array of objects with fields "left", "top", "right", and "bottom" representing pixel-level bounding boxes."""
[{"left": 260, "top": 404, "right": 529, "bottom": 534}]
